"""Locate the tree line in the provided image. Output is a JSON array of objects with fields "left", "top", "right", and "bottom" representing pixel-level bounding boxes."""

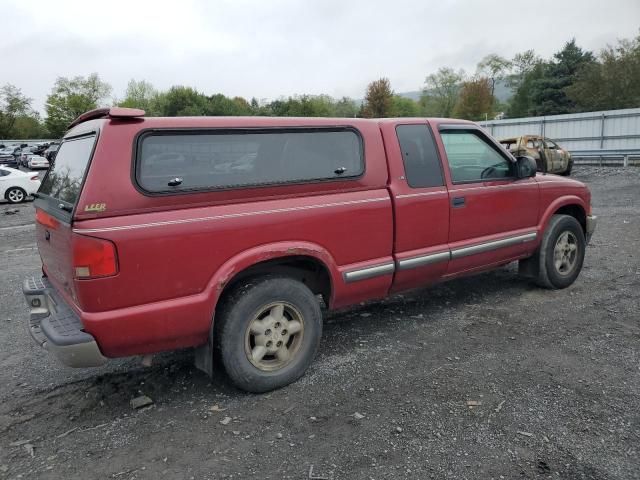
[{"left": 1, "top": 33, "right": 638, "bottom": 140}]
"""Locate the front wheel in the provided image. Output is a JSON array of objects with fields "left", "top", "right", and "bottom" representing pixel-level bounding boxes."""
[
  {"left": 215, "top": 277, "right": 322, "bottom": 393},
  {"left": 6, "top": 187, "right": 26, "bottom": 204},
  {"left": 535, "top": 214, "right": 586, "bottom": 289}
]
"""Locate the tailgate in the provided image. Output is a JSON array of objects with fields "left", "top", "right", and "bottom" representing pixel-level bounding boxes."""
[
  {"left": 35, "top": 133, "right": 98, "bottom": 302},
  {"left": 35, "top": 210, "right": 76, "bottom": 299}
]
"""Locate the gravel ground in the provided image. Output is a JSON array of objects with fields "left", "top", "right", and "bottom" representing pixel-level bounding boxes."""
[{"left": 0, "top": 166, "right": 638, "bottom": 480}]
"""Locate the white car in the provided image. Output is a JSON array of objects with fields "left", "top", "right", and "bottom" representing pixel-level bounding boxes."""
[
  {"left": 0, "top": 167, "right": 41, "bottom": 203},
  {"left": 27, "top": 155, "right": 50, "bottom": 170}
]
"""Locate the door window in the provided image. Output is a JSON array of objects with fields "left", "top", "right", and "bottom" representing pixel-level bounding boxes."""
[{"left": 441, "top": 130, "right": 513, "bottom": 183}]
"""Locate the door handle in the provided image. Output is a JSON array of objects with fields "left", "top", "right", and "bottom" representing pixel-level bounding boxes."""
[{"left": 452, "top": 197, "right": 465, "bottom": 207}]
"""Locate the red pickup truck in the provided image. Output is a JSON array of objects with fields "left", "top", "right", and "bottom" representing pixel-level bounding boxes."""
[{"left": 23, "top": 108, "right": 596, "bottom": 392}]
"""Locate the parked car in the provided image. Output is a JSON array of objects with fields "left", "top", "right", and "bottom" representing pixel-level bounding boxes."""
[
  {"left": 0, "top": 166, "right": 41, "bottom": 203},
  {"left": 0, "top": 146, "right": 21, "bottom": 168},
  {"left": 23, "top": 107, "right": 597, "bottom": 393},
  {"left": 20, "top": 147, "right": 38, "bottom": 167},
  {"left": 499, "top": 135, "right": 573, "bottom": 175},
  {"left": 44, "top": 143, "right": 59, "bottom": 161},
  {"left": 27, "top": 155, "right": 50, "bottom": 170},
  {"left": 31, "top": 143, "right": 50, "bottom": 156}
]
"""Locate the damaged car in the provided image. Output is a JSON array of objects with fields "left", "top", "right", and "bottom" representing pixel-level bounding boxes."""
[{"left": 499, "top": 135, "right": 573, "bottom": 175}]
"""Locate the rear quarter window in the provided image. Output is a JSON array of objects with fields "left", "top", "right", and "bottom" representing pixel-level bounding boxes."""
[
  {"left": 396, "top": 124, "right": 444, "bottom": 188},
  {"left": 136, "top": 128, "right": 364, "bottom": 193}
]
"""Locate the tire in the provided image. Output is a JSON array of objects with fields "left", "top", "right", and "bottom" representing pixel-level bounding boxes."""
[
  {"left": 214, "top": 277, "right": 323, "bottom": 393},
  {"left": 535, "top": 214, "right": 585, "bottom": 289},
  {"left": 560, "top": 161, "right": 573, "bottom": 176},
  {"left": 6, "top": 187, "right": 26, "bottom": 204}
]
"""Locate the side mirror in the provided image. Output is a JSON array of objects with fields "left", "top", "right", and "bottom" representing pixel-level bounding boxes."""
[{"left": 516, "top": 155, "right": 537, "bottom": 178}]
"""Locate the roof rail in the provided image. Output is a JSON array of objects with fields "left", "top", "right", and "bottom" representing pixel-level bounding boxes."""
[{"left": 68, "top": 107, "right": 145, "bottom": 129}]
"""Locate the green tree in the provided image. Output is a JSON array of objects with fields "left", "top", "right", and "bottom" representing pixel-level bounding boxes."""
[
  {"left": 507, "top": 49, "right": 542, "bottom": 90},
  {"left": 477, "top": 54, "right": 512, "bottom": 98},
  {"left": 528, "top": 39, "right": 595, "bottom": 116},
  {"left": 452, "top": 77, "right": 493, "bottom": 120},
  {"left": 10, "top": 114, "right": 49, "bottom": 139},
  {"left": 362, "top": 78, "right": 394, "bottom": 118},
  {"left": 0, "top": 84, "right": 33, "bottom": 138},
  {"left": 207, "top": 93, "right": 246, "bottom": 116},
  {"left": 153, "top": 86, "right": 208, "bottom": 116},
  {"left": 118, "top": 79, "right": 160, "bottom": 115},
  {"left": 507, "top": 62, "right": 545, "bottom": 118},
  {"left": 390, "top": 95, "right": 420, "bottom": 117},
  {"left": 333, "top": 97, "right": 359, "bottom": 117},
  {"left": 567, "top": 34, "right": 640, "bottom": 111},
  {"left": 420, "top": 67, "right": 464, "bottom": 117},
  {"left": 45, "top": 73, "right": 112, "bottom": 137}
]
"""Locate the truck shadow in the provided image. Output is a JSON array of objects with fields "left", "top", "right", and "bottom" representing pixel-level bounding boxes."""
[{"left": 324, "top": 264, "right": 531, "bottom": 331}]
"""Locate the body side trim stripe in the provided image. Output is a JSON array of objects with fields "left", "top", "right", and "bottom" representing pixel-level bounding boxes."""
[
  {"left": 449, "top": 183, "right": 538, "bottom": 193},
  {"left": 72, "top": 197, "right": 390, "bottom": 234},
  {"left": 395, "top": 191, "right": 447, "bottom": 199},
  {"left": 343, "top": 263, "right": 395, "bottom": 283},
  {"left": 344, "top": 231, "right": 537, "bottom": 282},
  {"left": 396, "top": 251, "right": 450, "bottom": 270},
  {"left": 450, "top": 232, "right": 537, "bottom": 259}
]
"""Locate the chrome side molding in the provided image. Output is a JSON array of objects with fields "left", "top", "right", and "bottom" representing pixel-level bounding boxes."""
[
  {"left": 397, "top": 251, "right": 450, "bottom": 271},
  {"left": 343, "top": 231, "right": 538, "bottom": 283},
  {"left": 450, "top": 232, "right": 537, "bottom": 259},
  {"left": 343, "top": 263, "right": 395, "bottom": 283}
]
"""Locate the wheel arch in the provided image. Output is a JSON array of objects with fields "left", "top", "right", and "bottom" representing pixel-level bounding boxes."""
[
  {"left": 207, "top": 241, "right": 339, "bottom": 321},
  {"left": 5, "top": 185, "right": 27, "bottom": 201},
  {"left": 540, "top": 196, "right": 588, "bottom": 236}
]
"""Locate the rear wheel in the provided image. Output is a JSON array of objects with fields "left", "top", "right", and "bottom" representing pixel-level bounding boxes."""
[
  {"left": 215, "top": 277, "right": 322, "bottom": 392},
  {"left": 6, "top": 187, "right": 26, "bottom": 204},
  {"left": 535, "top": 214, "right": 585, "bottom": 289}
]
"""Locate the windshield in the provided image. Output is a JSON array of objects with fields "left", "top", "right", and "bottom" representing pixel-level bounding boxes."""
[{"left": 39, "top": 134, "right": 96, "bottom": 207}]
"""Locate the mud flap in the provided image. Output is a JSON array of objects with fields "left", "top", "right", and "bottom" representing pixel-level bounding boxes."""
[
  {"left": 518, "top": 251, "right": 540, "bottom": 279},
  {"left": 194, "top": 324, "right": 214, "bottom": 378}
]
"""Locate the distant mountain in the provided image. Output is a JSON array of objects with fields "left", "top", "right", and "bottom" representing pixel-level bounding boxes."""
[
  {"left": 395, "top": 90, "right": 423, "bottom": 102},
  {"left": 396, "top": 80, "right": 514, "bottom": 104}
]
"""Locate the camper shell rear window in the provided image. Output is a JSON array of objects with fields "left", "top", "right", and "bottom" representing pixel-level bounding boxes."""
[{"left": 38, "top": 134, "right": 96, "bottom": 209}]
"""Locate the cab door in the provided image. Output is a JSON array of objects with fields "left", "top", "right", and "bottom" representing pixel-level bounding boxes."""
[
  {"left": 544, "top": 138, "right": 563, "bottom": 172},
  {"left": 436, "top": 125, "right": 539, "bottom": 277},
  {"left": 382, "top": 121, "right": 450, "bottom": 293}
]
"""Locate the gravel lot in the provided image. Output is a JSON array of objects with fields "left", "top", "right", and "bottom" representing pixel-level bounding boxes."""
[{"left": 0, "top": 166, "right": 638, "bottom": 480}]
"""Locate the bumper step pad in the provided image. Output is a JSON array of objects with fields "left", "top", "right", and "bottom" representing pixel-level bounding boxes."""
[{"left": 23, "top": 276, "right": 107, "bottom": 367}]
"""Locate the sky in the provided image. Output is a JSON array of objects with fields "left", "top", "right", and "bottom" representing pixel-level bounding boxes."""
[{"left": 1, "top": 0, "right": 639, "bottom": 114}]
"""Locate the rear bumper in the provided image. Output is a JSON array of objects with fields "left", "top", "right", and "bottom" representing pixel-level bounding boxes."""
[
  {"left": 586, "top": 214, "right": 597, "bottom": 244},
  {"left": 22, "top": 276, "right": 107, "bottom": 367}
]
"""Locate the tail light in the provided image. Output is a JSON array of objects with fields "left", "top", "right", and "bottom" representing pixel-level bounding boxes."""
[{"left": 72, "top": 234, "right": 118, "bottom": 279}]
